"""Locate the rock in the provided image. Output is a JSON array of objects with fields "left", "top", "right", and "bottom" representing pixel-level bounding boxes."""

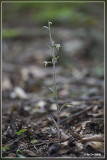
[
  {"left": 50, "top": 104, "right": 57, "bottom": 111},
  {"left": 10, "top": 86, "right": 28, "bottom": 99}
]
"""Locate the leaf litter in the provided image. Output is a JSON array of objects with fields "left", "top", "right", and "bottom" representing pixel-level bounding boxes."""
[{"left": 2, "top": 29, "right": 104, "bottom": 158}]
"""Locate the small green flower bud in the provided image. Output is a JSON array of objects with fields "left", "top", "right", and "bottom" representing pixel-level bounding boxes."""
[
  {"left": 43, "top": 26, "right": 49, "bottom": 31},
  {"left": 55, "top": 44, "right": 61, "bottom": 50},
  {"left": 48, "top": 21, "right": 52, "bottom": 25}
]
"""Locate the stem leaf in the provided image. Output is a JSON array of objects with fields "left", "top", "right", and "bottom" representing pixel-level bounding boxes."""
[
  {"left": 48, "top": 114, "right": 59, "bottom": 131},
  {"left": 48, "top": 45, "right": 52, "bottom": 51},
  {"left": 31, "top": 139, "right": 39, "bottom": 144},
  {"left": 48, "top": 87, "right": 56, "bottom": 97},
  {"left": 59, "top": 103, "right": 71, "bottom": 112},
  {"left": 52, "top": 55, "right": 56, "bottom": 62}
]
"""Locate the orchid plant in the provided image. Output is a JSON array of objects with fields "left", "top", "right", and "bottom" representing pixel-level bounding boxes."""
[{"left": 43, "top": 21, "right": 68, "bottom": 142}]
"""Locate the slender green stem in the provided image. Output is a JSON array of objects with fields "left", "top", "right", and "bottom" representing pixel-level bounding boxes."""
[
  {"left": 53, "top": 56, "right": 60, "bottom": 142},
  {"left": 48, "top": 22, "right": 60, "bottom": 142}
]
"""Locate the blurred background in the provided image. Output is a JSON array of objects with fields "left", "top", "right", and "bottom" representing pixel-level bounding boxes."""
[{"left": 2, "top": 2, "right": 104, "bottom": 102}]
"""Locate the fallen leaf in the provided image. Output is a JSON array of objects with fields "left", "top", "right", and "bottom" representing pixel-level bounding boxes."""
[
  {"left": 60, "top": 130, "right": 69, "bottom": 141},
  {"left": 8, "top": 153, "right": 16, "bottom": 157},
  {"left": 75, "top": 141, "right": 83, "bottom": 151},
  {"left": 82, "top": 134, "right": 104, "bottom": 142},
  {"left": 86, "top": 141, "right": 104, "bottom": 152},
  {"left": 22, "top": 149, "right": 36, "bottom": 157}
]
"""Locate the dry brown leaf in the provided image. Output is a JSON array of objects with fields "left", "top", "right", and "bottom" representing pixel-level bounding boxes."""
[
  {"left": 22, "top": 149, "right": 36, "bottom": 157},
  {"left": 82, "top": 134, "right": 104, "bottom": 142},
  {"left": 75, "top": 122, "right": 82, "bottom": 132},
  {"left": 18, "top": 142, "right": 28, "bottom": 150},
  {"left": 86, "top": 141, "right": 104, "bottom": 151},
  {"left": 93, "top": 105, "right": 98, "bottom": 113},
  {"left": 8, "top": 153, "right": 16, "bottom": 157},
  {"left": 81, "top": 121, "right": 91, "bottom": 130},
  {"left": 59, "top": 140, "right": 71, "bottom": 154},
  {"left": 61, "top": 141, "right": 68, "bottom": 146},
  {"left": 60, "top": 130, "right": 69, "bottom": 141},
  {"left": 73, "top": 132, "right": 83, "bottom": 139},
  {"left": 58, "top": 148, "right": 70, "bottom": 154},
  {"left": 88, "top": 112, "right": 104, "bottom": 118},
  {"left": 75, "top": 142, "right": 83, "bottom": 151}
]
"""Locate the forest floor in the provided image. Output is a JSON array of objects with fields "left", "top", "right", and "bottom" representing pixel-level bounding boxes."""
[{"left": 2, "top": 27, "right": 104, "bottom": 158}]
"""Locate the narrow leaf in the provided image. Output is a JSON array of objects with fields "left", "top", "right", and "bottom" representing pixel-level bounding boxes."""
[
  {"left": 59, "top": 103, "right": 71, "bottom": 112},
  {"left": 49, "top": 92, "right": 55, "bottom": 98},
  {"left": 48, "top": 87, "right": 55, "bottom": 93},
  {"left": 15, "top": 128, "right": 27, "bottom": 135},
  {"left": 16, "top": 149, "right": 22, "bottom": 154},
  {"left": 48, "top": 45, "right": 52, "bottom": 51},
  {"left": 48, "top": 115, "right": 59, "bottom": 131},
  {"left": 19, "top": 129, "right": 27, "bottom": 132},
  {"left": 31, "top": 139, "right": 39, "bottom": 144},
  {"left": 15, "top": 131, "right": 21, "bottom": 135},
  {"left": 48, "top": 87, "right": 56, "bottom": 97},
  {"left": 52, "top": 55, "right": 56, "bottom": 62},
  {"left": 2, "top": 146, "right": 9, "bottom": 152}
]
